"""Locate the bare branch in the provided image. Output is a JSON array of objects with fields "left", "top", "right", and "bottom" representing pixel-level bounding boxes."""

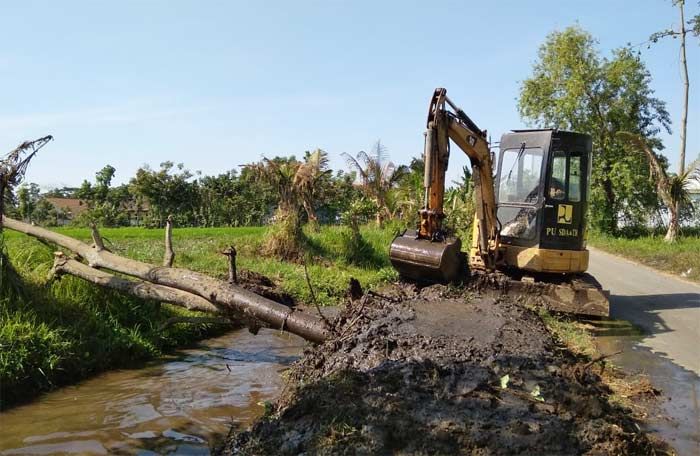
[
  {"left": 221, "top": 245, "right": 238, "bottom": 284},
  {"left": 163, "top": 215, "right": 175, "bottom": 267},
  {"left": 303, "top": 258, "right": 332, "bottom": 329}
]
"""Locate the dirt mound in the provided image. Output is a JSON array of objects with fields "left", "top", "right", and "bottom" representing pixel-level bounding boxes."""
[{"left": 220, "top": 284, "right": 668, "bottom": 455}]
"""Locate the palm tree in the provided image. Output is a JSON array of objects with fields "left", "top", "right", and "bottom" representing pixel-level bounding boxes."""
[
  {"left": 342, "top": 140, "right": 406, "bottom": 226},
  {"left": 618, "top": 132, "right": 700, "bottom": 241},
  {"left": 247, "top": 157, "right": 300, "bottom": 212},
  {"left": 295, "top": 149, "right": 331, "bottom": 229}
]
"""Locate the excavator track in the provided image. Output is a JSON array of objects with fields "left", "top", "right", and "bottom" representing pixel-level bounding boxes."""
[{"left": 471, "top": 271, "right": 610, "bottom": 317}]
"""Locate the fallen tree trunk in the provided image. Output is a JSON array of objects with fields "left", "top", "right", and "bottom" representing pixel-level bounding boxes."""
[
  {"left": 51, "top": 252, "right": 219, "bottom": 314},
  {"left": 4, "top": 216, "right": 329, "bottom": 343}
]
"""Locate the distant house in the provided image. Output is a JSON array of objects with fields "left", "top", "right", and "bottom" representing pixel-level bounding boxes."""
[
  {"left": 124, "top": 200, "right": 150, "bottom": 226},
  {"left": 689, "top": 179, "right": 700, "bottom": 207},
  {"left": 44, "top": 197, "right": 150, "bottom": 226},
  {"left": 45, "top": 197, "right": 88, "bottom": 225}
]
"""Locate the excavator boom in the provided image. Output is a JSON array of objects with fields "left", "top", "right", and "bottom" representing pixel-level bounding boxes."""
[{"left": 390, "top": 88, "right": 499, "bottom": 281}]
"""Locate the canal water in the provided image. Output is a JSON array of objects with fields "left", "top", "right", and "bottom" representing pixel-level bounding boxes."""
[
  {"left": 594, "top": 320, "right": 700, "bottom": 456},
  {"left": 0, "top": 329, "right": 305, "bottom": 455}
]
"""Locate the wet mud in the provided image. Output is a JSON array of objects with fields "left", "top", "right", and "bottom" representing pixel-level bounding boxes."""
[{"left": 221, "top": 283, "right": 671, "bottom": 455}]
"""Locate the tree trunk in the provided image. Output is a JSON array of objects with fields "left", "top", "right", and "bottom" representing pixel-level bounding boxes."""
[
  {"left": 618, "top": 132, "right": 679, "bottom": 241},
  {"left": 602, "top": 175, "right": 617, "bottom": 234},
  {"left": 665, "top": 208, "right": 679, "bottom": 242},
  {"left": 3, "top": 216, "right": 329, "bottom": 343},
  {"left": 302, "top": 200, "right": 319, "bottom": 231},
  {"left": 163, "top": 215, "right": 175, "bottom": 267},
  {"left": 679, "top": 1, "right": 689, "bottom": 175}
]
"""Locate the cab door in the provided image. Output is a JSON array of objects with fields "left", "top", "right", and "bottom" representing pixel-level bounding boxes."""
[{"left": 539, "top": 148, "right": 588, "bottom": 251}]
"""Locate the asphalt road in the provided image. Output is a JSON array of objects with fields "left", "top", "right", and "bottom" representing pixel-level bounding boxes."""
[{"left": 587, "top": 247, "right": 700, "bottom": 375}]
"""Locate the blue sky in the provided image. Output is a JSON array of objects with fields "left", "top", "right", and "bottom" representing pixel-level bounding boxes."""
[{"left": 1, "top": 0, "right": 698, "bottom": 188}]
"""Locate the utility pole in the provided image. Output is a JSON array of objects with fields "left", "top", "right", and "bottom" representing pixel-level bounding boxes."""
[{"left": 678, "top": 0, "right": 689, "bottom": 175}]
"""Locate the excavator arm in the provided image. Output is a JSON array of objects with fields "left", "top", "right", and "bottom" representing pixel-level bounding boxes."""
[
  {"left": 390, "top": 88, "right": 500, "bottom": 281},
  {"left": 419, "top": 88, "right": 500, "bottom": 270}
]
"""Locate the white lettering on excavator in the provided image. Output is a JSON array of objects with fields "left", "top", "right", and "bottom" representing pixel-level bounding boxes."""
[{"left": 546, "top": 227, "right": 578, "bottom": 237}]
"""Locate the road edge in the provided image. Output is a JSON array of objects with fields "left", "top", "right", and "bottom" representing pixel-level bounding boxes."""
[{"left": 588, "top": 245, "right": 700, "bottom": 290}]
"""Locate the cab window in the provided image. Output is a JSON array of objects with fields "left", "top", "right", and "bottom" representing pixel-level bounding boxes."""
[
  {"left": 569, "top": 155, "right": 582, "bottom": 202},
  {"left": 498, "top": 147, "right": 543, "bottom": 204},
  {"left": 549, "top": 151, "right": 566, "bottom": 200},
  {"left": 547, "top": 150, "right": 584, "bottom": 202}
]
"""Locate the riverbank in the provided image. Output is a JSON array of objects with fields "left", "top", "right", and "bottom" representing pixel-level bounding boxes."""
[
  {"left": 0, "top": 224, "right": 395, "bottom": 408},
  {"left": 589, "top": 230, "right": 700, "bottom": 283},
  {"left": 0, "top": 234, "right": 229, "bottom": 409},
  {"left": 221, "top": 283, "right": 671, "bottom": 455},
  {"left": 0, "top": 329, "right": 304, "bottom": 454}
]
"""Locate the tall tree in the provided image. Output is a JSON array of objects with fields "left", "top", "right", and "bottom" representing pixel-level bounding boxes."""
[
  {"left": 76, "top": 165, "right": 131, "bottom": 227},
  {"left": 648, "top": 0, "right": 697, "bottom": 240},
  {"left": 16, "top": 183, "right": 40, "bottom": 222},
  {"left": 518, "top": 26, "right": 671, "bottom": 233},
  {"left": 130, "top": 162, "right": 198, "bottom": 227}
]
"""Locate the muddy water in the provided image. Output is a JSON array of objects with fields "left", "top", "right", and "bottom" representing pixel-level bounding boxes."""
[
  {"left": 595, "top": 324, "right": 700, "bottom": 455},
  {"left": 0, "top": 329, "right": 304, "bottom": 455}
]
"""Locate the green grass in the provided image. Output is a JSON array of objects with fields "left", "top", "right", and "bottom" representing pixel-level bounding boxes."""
[
  {"left": 589, "top": 231, "right": 700, "bottom": 283},
  {"left": 0, "top": 223, "right": 398, "bottom": 407},
  {"left": 23, "top": 224, "right": 399, "bottom": 306},
  {"left": 538, "top": 308, "right": 597, "bottom": 358}
]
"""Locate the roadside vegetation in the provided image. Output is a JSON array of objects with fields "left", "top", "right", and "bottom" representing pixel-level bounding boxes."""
[
  {"left": 590, "top": 228, "right": 700, "bottom": 283},
  {"left": 538, "top": 308, "right": 658, "bottom": 413}
]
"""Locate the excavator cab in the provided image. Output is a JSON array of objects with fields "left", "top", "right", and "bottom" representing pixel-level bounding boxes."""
[{"left": 495, "top": 130, "right": 592, "bottom": 273}]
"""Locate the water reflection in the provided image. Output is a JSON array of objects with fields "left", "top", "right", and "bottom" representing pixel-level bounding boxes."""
[
  {"left": 594, "top": 322, "right": 700, "bottom": 456},
  {"left": 0, "top": 329, "right": 304, "bottom": 455}
]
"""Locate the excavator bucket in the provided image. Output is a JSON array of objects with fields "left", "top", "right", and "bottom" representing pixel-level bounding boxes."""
[{"left": 389, "top": 230, "right": 463, "bottom": 283}]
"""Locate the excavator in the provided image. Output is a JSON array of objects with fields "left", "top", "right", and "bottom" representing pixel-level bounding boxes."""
[{"left": 389, "top": 88, "right": 609, "bottom": 317}]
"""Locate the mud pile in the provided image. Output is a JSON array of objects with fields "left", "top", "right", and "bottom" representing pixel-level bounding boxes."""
[{"left": 220, "top": 284, "right": 667, "bottom": 455}]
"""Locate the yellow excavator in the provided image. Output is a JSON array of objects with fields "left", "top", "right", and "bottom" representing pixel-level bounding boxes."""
[{"left": 390, "top": 88, "right": 609, "bottom": 317}]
